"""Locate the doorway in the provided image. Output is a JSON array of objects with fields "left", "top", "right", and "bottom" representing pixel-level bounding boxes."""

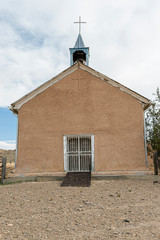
[{"left": 63, "top": 135, "right": 94, "bottom": 172}]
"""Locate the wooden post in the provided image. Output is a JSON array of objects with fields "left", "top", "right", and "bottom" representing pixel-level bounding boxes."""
[
  {"left": 0, "top": 156, "right": 2, "bottom": 181},
  {"left": 154, "top": 152, "right": 158, "bottom": 175},
  {"left": 158, "top": 154, "right": 160, "bottom": 171},
  {"left": 1, "top": 157, "right": 6, "bottom": 181}
]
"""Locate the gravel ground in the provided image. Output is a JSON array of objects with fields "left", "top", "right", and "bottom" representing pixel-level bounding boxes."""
[{"left": 0, "top": 176, "right": 160, "bottom": 240}]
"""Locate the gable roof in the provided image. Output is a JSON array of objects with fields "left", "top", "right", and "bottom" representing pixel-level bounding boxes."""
[{"left": 10, "top": 62, "right": 151, "bottom": 114}]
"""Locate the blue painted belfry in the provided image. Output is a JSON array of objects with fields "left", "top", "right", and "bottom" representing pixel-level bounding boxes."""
[{"left": 70, "top": 16, "right": 89, "bottom": 66}]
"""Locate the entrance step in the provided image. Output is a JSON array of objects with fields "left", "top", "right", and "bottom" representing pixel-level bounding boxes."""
[{"left": 61, "top": 172, "right": 91, "bottom": 187}]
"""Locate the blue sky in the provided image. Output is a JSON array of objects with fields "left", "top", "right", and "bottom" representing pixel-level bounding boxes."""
[
  {"left": 0, "top": 0, "right": 160, "bottom": 149},
  {"left": 0, "top": 108, "right": 17, "bottom": 149}
]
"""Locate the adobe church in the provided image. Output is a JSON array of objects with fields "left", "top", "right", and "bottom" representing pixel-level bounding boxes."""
[{"left": 10, "top": 20, "right": 151, "bottom": 176}]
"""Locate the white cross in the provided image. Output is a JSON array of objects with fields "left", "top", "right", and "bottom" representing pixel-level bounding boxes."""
[{"left": 74, "top": 16, "right": 86, "bottom": 34}]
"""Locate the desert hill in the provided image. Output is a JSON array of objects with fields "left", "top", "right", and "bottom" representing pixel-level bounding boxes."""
[{"left": 0, "top": 149, "right": 15, "bottom": 163}]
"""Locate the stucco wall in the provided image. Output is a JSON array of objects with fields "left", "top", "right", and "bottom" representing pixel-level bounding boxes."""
[{"left": 17, "top": 68, "right": 146, "bottom": 173}]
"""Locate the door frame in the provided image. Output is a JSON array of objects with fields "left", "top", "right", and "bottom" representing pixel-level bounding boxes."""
[{"left": 63, "top": 134, "right": 95, "bottom": 172}]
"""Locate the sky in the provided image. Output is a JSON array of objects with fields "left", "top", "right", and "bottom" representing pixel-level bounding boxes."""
[{"left": 0, "top": 0, "right": 160, "bottom": 150}]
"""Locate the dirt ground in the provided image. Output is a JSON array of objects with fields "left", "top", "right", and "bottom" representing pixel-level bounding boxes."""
[{"left": 0, "top": 176, "right": 160, "bottom": 240}]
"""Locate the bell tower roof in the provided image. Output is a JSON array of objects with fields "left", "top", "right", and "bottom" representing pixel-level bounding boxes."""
[
  {"left": 69, "top": 16, "right": 89, "bottom": 66},
  {"left": 74, "top": 34, "right": 85, "bottom": 48}
]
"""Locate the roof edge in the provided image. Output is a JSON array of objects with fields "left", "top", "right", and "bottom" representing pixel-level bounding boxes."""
[
  {"left": 78, "top": 63, "right": 150, "bottom": 108},
  {"left": 10, "top": 62, "right": 151, "bottom": 113},
  {"left": 10, "top": 63, "right": 79, "bottom": 113}
]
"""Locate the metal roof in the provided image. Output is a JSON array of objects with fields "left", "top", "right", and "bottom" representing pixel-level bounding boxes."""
[{"left": 74, "top": 34, "right": 85, "bottom": 48}]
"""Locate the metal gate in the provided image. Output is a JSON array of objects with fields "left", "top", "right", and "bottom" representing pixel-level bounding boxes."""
[{"left": 64, "top": 135, "right": 94, "bottom": 172}]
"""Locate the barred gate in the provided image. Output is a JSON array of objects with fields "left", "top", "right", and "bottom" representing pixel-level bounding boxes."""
[
  {"left": 0, "top": 156, "right": 6, "bottom": 182},
  {"left": 64, "top": 135, "right": 94, "bottom": 172}
]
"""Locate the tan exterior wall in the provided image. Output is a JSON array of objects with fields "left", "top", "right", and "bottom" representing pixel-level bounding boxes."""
[{"left": 16, "top": 68, "right": 147, "bottom": 173}]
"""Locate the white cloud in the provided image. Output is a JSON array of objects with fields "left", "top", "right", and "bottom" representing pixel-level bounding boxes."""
[
  {"left": 0, "top": 0, "right": 160, "bottom": 107},
  {"left": 0, "top": 141, "right": 16, "bottom": 150}
]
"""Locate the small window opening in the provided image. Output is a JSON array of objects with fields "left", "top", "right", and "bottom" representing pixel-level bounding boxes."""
[{"left": 73, "top": 50, "right": 86, "bottom": 64}]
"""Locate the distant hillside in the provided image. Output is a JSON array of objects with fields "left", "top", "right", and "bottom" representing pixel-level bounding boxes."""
[{"left": 0, "top": 149, "right": 16, "bottom": 163}]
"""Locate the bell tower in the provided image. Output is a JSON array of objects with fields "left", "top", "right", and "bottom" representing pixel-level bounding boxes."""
[{"left": 70, "top": 17, "right": 89, "bottom": 66}]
